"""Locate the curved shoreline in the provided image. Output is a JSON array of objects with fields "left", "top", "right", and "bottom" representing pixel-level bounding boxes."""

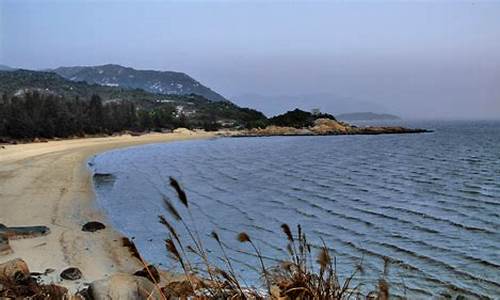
[{"left": 0, "top": 131, "right": 215, "bottom": 293}]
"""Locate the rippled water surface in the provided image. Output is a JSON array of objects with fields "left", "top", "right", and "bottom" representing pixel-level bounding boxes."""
[{"left": 92, "top": 121, "right": 500, "bottom": 298}]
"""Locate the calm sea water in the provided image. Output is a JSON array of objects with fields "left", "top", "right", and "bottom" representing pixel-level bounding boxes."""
[{"left": 91, "top": 121, "right": 500, "bottom": 299}]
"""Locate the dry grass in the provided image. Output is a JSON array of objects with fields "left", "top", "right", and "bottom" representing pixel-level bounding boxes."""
[
  {"left": 267, "top": 227, "right": 363, "bottom": 300},
  {"left": 157, "top": 177, "right": 390, "bottom": 299},
  {"left": 0, "top": 275, "right": 69, "bottom": 299}
]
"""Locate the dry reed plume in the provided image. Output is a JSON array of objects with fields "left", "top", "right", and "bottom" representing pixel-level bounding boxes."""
[{"left": 157, "top": 177, "right": 390, "bottom": 299}]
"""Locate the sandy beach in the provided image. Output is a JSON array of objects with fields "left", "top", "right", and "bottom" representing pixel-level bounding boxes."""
[{"left": 0, "top": 131, "right": 215, "bottom": 292}]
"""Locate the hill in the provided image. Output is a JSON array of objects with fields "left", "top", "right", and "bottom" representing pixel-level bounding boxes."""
[
  {"left": 53, "top": 64, "right": 227, "bottom": 102},
  {"left": 336, "top": 112, "right": 401, "bottom": 121},
  {"left": 0, "top": 69, "right": 158, "bottom": 107},
  {"left": 0, "top": 64, "right": 16, "bottom": 71},
  {"left": 0, "top": 69, "right": 268, "bottom": 139}
]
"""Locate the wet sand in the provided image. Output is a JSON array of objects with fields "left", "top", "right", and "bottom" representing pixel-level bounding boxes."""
[{"left": 0, "top": 131, "right": 214, "bottom": 292}]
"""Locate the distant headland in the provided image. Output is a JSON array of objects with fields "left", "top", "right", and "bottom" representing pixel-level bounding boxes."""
[
  {"left": 230, "top": 109, "right": 428, "bottom": 137},
  {"left": 336, "top": 112, "right": 402, "bottom": 122}
]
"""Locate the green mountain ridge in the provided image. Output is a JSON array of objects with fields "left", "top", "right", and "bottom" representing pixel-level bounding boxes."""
[
  {"left": 0, "top": 69, "right": 169, "bottom": 108},
  {"left": 52, "top": 64, "right": 227, "bottom": 102},
  {"left": 0, "top": 69, "right": 268, "bottom": 139}
]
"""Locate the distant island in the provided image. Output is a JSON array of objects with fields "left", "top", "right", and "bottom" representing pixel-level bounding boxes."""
[{"left": 336, "top": 112, "right": 401, "bottom": 121}]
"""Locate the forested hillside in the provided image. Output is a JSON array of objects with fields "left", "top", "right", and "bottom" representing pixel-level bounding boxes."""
[
  {"left": 53, "top": 64, "right": 227, "bottom": 102},
  {"left": 0, "top": 70, "right": 268, "bottom": 140}
]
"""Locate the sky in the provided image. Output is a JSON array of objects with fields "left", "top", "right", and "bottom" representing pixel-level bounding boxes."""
[{"left": 1, "top": 0, "right": 499, "bottom": 119}]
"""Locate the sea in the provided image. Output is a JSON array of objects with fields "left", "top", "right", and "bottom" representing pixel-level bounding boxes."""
[{"left": 89, "top": 120, "right": 500, "bottom": 299}]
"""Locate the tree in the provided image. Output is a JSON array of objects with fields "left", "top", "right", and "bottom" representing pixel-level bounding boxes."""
[
  {"left": 138, "top": 110, "right": 153, "bottom": 130},
  {"left": 88, "top": 94, "right": 104, "bottom": 133}
]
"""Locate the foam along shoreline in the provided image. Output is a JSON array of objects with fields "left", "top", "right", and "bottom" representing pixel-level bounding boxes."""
[{"left": 0, "top": 131, "right": 215, "bottom": 293}]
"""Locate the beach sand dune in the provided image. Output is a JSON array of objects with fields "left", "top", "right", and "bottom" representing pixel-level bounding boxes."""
[{"left": 0, "top": 132, "right": 213, "bottom": 292}]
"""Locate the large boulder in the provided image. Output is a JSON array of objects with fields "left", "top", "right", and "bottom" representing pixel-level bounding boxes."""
[
  {"left": 0, "top": 258, "right": 30, "bottom": 284},
  {"left": 173, "top": 128, "right": 194, "bottom": 135},
  {"left": 134, "top": 265, "right": 160, "bottom": 283},
  {"left": 60, "top": 267, "right": 82, "bottom": 281},
  {"left": 82, "top": 221, "right": 106, "bottom": 233},
  {"left": 88, "top": 273, "right": 163, "bottom": 299}
]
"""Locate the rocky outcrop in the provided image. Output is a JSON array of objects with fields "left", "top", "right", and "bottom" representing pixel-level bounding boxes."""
[
  {"left": 242, "top": 125, "right": 312, "bottom": 136},
  {"left": 350, "top": 125, "right": 427, "bottom": 135},
  {"left": 310, "top": 118, "right": 350, "bottom": 134},
  {"left": 233, "top": 118, "right": 429, "bottom": 137}
]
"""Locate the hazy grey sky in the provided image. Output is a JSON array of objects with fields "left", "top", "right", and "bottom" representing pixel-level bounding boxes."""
[{"left": 1, "top": 0, "right": 499, "bottom": 119}]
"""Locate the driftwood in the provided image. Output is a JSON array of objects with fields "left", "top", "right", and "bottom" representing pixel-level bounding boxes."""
[
  {"left": 0, "top": 224, "right": 50, "bottom": 257},
  {"left": 0, "top": 223, "right": 50, "bottom": 240}
]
